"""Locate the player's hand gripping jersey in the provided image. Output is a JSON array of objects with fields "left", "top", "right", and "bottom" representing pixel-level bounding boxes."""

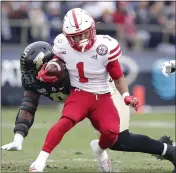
[{"left": 53, "top": 34, "right": 122, "bottom": 94}]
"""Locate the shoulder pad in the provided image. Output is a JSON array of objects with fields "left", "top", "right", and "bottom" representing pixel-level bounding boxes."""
[
  {"left": 53, "top": 34, "right": 68, "bottom": 49},
  {"left": 97, "top": 35, "right": 122, "bottom": 65},
  {"left": 100, "top": 35, "right": 119, "bottom": 48}
]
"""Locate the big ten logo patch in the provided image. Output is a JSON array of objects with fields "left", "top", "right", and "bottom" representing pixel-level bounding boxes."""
[{"left": 96, "top": 44, "right": 108, "bottom": 56}]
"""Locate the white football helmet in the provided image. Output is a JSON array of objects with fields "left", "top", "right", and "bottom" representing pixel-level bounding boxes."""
[{"left": 62, "top": 8, "right": 96, "bottom": 52}]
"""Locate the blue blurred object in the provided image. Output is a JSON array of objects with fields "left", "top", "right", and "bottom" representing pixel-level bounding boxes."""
[{"left": 152, "top": 59, "right": 175, "bottom": 100}]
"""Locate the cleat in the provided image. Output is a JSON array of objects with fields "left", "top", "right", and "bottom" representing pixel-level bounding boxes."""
[
  {"left": 159, "top": 136, "right": 173, "bottom": 145},
  {"left": 152, "top": 136, "right": 176, "bottom": 172},
  {"left": 163, "top": 145, "right": 176, "bottom": 173},
  {"left": 152, "top": 135, "right": 173, "bottom": 160},
  {"left": 90, "top": 140, "right": 111, "bottom": 172},
  {"left": 29, "top": 161, "right": 45, "bottom": 172}
]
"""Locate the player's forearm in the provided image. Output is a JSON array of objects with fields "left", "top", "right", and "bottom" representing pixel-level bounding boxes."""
[
  {"left": 15, "top": 110, "right": 35, "bottom": 137},
  {"left": 114, "top": 76, "right": 129, "bottom": 96},
  {"left": 14, "top": 91, "right": 40, "bottom": 137}
]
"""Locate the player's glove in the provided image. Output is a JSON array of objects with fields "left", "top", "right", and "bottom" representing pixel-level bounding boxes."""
[
  {"left": 1, "top": 134, "right": 24, "bottom": 151},
  {"left": 162, "top": 60, "right": 176, "bottom": 76},
  {"left": 1, "top": 141, "right": 23, "bottom": 151},
  {"left": 123, "top": 94, "right": 140, "bottom": 111},
  {"left": 37, "top": 63, "right": 58, "bottom": 83}
]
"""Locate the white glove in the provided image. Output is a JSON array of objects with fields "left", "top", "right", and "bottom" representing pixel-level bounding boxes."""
[
  {"left": 162, "top": 60, "right": 176, "bottom": 76},
  {"left": 1, "top": 134, "right": 24, "bottom": 151}
]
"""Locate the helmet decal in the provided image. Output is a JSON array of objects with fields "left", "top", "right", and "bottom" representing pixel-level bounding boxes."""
[{"left": 72, "top": 9, "right": 79, "bottom": 29}]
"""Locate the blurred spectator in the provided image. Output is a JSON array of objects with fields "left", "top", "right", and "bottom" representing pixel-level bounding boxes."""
[
  {"left": 28, "top": 2, "right": 49, "bottom": 41},
  {"left": 135, "top": 1, "right": 151, "bottom": 49},
  {"left": 8, "top": 2, "right": 28, "bottom": 19},
  {"left": 98, "top": 2, "right": 116, "bottom": 23},
  {"left": 156, "top": 1, "right": 175, "bottom": 54},
  {"left": 1, "top": 2, "right": 12, "bottom": 41},
  {"left": 148, "top": 2, "right": 165, "bottom": 48},
  {"left": 45, "top": 2, "right": 62, "bottom": 43},
  {"left": 112, "top": 1, "right": 136, "bottom": 49},
  {"left": 1, "top": 1, "right": 175, "bottom": 51},
  {"left": 82, "top": 2, "right": 116, "bottom": 23},
  {"left": 82, "top": 2, "right": 105, "bottom": 21},
  {"left": 163, "top": 1, "right": 175, "bottom": 45},
  {"left": 135, "top": 1, "right": 150, "bottom": 24}
]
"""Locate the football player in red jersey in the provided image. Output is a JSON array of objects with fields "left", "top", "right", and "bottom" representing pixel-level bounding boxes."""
[{"left": 28, "top": 8, "right": 175, "bottom": 172}]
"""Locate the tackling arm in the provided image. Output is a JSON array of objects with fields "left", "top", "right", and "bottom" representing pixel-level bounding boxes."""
[
  {"left": 14, "top": 90, "right": 40, "bottom": 137},
  {"left": 1, "top": 91, "right": 40, "bottom": 151}
]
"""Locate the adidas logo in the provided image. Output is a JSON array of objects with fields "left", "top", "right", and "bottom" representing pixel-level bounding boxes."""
[{"left": 91, "top": 54, "right": 98, "bottom": 60}]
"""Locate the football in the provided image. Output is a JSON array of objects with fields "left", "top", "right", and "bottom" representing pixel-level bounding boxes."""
[{"left": 45, "top": 59, "right": 65, "bottom": 78}]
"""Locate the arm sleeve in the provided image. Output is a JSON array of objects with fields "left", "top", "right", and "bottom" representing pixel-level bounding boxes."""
[{"left": 107, "top": 59, "right": 124, "bottom": 80}]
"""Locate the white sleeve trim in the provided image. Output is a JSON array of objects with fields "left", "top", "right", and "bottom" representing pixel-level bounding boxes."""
[{"left": 109, "top": 47, "right": 121, "bottom": 58}]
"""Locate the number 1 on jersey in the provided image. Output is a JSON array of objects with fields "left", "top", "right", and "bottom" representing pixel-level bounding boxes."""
[{"left": 76, "top": 62, "right": 88, "bottom": 83}]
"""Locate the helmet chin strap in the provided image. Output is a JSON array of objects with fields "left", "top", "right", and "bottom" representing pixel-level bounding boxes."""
[{"left": 79, "top": 39, "right": 89, "bottom": 52}]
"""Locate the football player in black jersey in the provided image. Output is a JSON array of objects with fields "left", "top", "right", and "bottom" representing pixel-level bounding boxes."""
[{"left": 2, "top": 41, "right": 70, "bottom": 151}]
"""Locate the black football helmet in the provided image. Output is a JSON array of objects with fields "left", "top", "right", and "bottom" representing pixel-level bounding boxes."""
[{"left": 20, "top": 41, "right": 53, "bottom": 74}]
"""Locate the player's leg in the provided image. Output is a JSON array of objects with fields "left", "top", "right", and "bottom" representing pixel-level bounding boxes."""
[
  {"left": 89, "top": 93, "right": 120, "bottom": 172},
  {"left": 29, "top": 89, "right": 92, "bottom": 172},
  {"left": 111, "top": 90, "right": 130, "bottom": 133},
  {"left": 111, "top": 90, "right": 166, "bottom": 155},
  {"left": 41, "top": 89, "right": 92, "bottom": 154},
  {"left": 110, "top": 91, "right": 176, "bottom": 170},
  {"left": 110, "top": 130, "right": 176, "bottom": 171}
]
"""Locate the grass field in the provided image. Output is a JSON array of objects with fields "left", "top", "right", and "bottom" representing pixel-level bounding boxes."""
[{"left": 1, "top": 106, "right": 175, "bottom": 173}]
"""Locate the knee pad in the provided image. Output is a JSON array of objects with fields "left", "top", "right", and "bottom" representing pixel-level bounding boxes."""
[{"left": 99, "top": 130, "right": 118, "bottom": 149}]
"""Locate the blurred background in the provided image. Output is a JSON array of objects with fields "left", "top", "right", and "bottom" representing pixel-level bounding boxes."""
[{"left": 1, "top": 1, "right": 176, "bottom": 113}]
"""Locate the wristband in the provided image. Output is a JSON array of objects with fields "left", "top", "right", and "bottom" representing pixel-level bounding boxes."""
[{"left": 122, "top": 92, "right": 130, "bottom": 99}]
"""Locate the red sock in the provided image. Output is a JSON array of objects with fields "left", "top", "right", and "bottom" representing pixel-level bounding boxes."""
[
  {"left": 42, "top": 117, "right": 74, "bottom": 153},
  {"left": 99, "top": 130, "right": 118, "bottom": 149}
]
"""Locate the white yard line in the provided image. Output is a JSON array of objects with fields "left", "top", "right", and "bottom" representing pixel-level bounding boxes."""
[
  {"left": 48, "top": 158, "right": 97, "bottom": 162},
  {"left": 2, "top": 121, "right": 175, "bottom": 129},
  {"left": 130, "top": 121, "right": 175, "bottom": 129}
]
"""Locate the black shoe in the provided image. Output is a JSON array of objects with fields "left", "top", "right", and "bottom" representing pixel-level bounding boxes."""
[
  {"left": 159, "top": 136, "right": 173, "bottom": 145},
  {"left": 153, "top": 136, "right": 173, "bottom": 160},
  {"left": 163, "top": 145, "right": 176, "bottom": 172}
]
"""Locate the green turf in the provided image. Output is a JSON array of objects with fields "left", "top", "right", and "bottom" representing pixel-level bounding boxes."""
[{"left": 1, "top": 106, "right": 175, "bottom": 172}]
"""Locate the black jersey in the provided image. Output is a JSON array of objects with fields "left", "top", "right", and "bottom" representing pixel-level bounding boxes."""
[{"left": 21, "top": 69, "right": 70, "bottom": 102}]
